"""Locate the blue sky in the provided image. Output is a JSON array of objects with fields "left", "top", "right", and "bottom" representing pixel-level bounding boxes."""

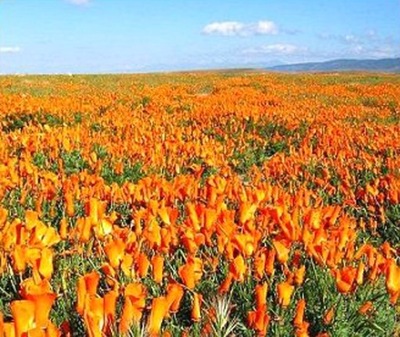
[{"left": 0, "top": 0, "right": 399, "bottom": 74}]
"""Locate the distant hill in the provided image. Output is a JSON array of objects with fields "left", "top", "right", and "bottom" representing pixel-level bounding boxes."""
[{"left": 267, "top": 58, "right": 400, "bottom": 72}]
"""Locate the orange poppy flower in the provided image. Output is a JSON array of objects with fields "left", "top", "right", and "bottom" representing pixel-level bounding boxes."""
[
  {"left": 65, "top": 192, "right": 75, "bottom": 217},
  {"left": 327, "top": 205, "right": 341, "bottom": 226},
  {"left": 30, "top": 293, "right": 57, "bottom": 329},
  {"left": 20, "top": 277, "right": 51, "bottom": 295},
  {"left": 255, "top": 283, "right": 268, "bottom": 309},
  {"left": 218, "top": 272, "right": 234, "bottom": 294},
  {"left": 178, "top": 257, "right": 203, "bottom": 289},
  {"left": 119, "top": 283, "right": 147, "bottom": 333},
  {"left": 273, "top": 240, "right": 290, "bottom": 264},
  {"left": 191, "top": 292, "right": 202, "bottom": 322},
  {"left": 84, "top": 297, "right": 104, "bottom": 337},
  {"left": 248, "top": 307, "right": 270, "bottom": 336},
  {"left": 158, "top": 207, "right": 171, "bottom": 225},
  {"left": 101, "top": 263, "right": 117, "bottom": 285},
  {"left": 2, "top": 322, "right": 15, "bottom": 337},
  {"left": 78, "top": 217, "right": 93, "bottom": 243},
  {"left": 186, "top": 203, "right": 200, "bottom": 231},
  {"left": 277, "top": 281, "right": 294, "bottom": 307},
  {"left": 166, "top": 283, "right": 184, "bottom": 313},
  {"left": 204, "top": 208, "right": 217, "bottom": 231},
  {"left": 89, "top": 197, "right": 99, "bottom": 226},
  {"left": 386, "top": 259, "right": 400, "bottom": 303},
  {"left": 104, "top": 238, "right": 126, "bottom": 269},
  {"left": 305, "top": 209, "right": 322, "bottom": 230},
  {"left": 294, "top": 265, "right": 306, "bottom": 286},
  {"left": 47, "top": 321, "right": 62, "bottom": 337},
  {"left": 233, "top": 233, "right": 255, "bottom": 257},
  {"left": 229, "top": 254, "right": 247, "bottom": 282},
  {"left": 265, "top": 249, "right": 276, "bottom": 276},
  {"left": 39, "top": 247, "right": 54, "bottom": 280},
  {"left": 381, "top": 242, "right": 394, "bottom": 259},
  {"left": 11, "top": 300, "right": 36, "bottom": 337},
  {"left": 97, "top": 218, "right": 113, "bottom": 239},
  {"left": 59, "top": 217, "right": 68, "bottom": 240},
  {"left": 295, "top": 322, "right": 310, "bottom": 337},
  {"left": 335, "top": 267, "right": 356, "bottom": 294},
  {"left": 85, "top": 271, "right": 101, "bottom": 295},
  {"left": 147, "top": 296, "right": 168, "bottom": 336},
  {"left": 104, "top": 290, "right": 118, "bottom": 334},
  {"left": 0, "top": 312, "right": 3, "bottom": 337},
  {"left": 356, "top": 261, "right": 365, "bottom": 285},
  {"left": 121, "top": 253, "right": 134, "bottom": 278},
  {"left": 239, "top": 202, "right": 257, "bottom": 224},
  {"left": 144, "top": 219, "right": 162, "bottom": 248},
  {"left": 358, "top": 301, "right": 373, "bottom": 315},
  {"left": 0, "top": 207, "right": 7, "bottom": 228},
  {"left": 137, "top": 252, "right": 150, "bottom": 278},
  {"left": 119, "top": 299, "right": 136, "bottom": 334},
  {"left": 26, "top": 327, "right": 46, "bottom": 337},
  {"left": 77, "top": 272, "right": 100, "bottom": 314},
  {"left": 40, "top": 226, "right": 61, "bottom": 248},
  {"left": 151, "top": 255, "right": 164, "bottom": 284},
  {"left": 323, "top": 307, "right": 334, "bottom": 325},
  {"left": 293, "top": 299, "right": 306, "bottom": 327},
  {"left": 76, "top": 278, "right": 87, "bottom": 316},
  {"left": 12, "top": 245, "right": 27, "bottom": 273},
  {"left": 254, "top": 250, "right": 266, "bottom": 279},
  {"left": 25, "top": 210, "right": 40, "bottom": 231}
]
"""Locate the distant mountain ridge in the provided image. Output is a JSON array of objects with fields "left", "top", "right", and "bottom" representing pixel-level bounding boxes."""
[{"left": 267, "top": 57, "right": 400, "bottom": 72}]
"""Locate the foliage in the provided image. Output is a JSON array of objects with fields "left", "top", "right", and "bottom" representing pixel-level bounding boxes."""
[{"left": 0, "top": 72, "right": 399, "bottom": 336}]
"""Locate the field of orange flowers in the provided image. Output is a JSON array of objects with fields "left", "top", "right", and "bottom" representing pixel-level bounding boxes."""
[{"left": 0, "top": 71, "right": 400, "bottom": 336}]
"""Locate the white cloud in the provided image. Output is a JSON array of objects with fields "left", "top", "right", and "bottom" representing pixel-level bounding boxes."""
[
  {"left": 352, "top": 45, "right": 399, "bottom": 58},
  {"left": 318, "top": 31, "right": 400, "bottom": 59},
  {"left": 252, "top": 21, "right": 278, "bottom": 35},
  {"left": 301, "top": 45, "right": 399, "bottom": 61},
  {"left": 202, "top": 20, "right": 278, "bottom": 36},
  {"left": 319, "top": 31, "right": 384, "bottom": 45},
  {"left": 203, "top": 21, "right": 245, "bottom": 36},
  {"left": 66, "top": 0, "right": 91, "bottom": 5},
  {"left": 0, "top": 46, "right": 21, "bottom": 53},
  {"left": 243, "top": 44, "right": 306, "bottom": 56},
  {"left": 343, "top": 34, "right": 359, "bottom": 43},
  {"left": 350, "top": 44, "right": 364, "bottom": 55}
]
